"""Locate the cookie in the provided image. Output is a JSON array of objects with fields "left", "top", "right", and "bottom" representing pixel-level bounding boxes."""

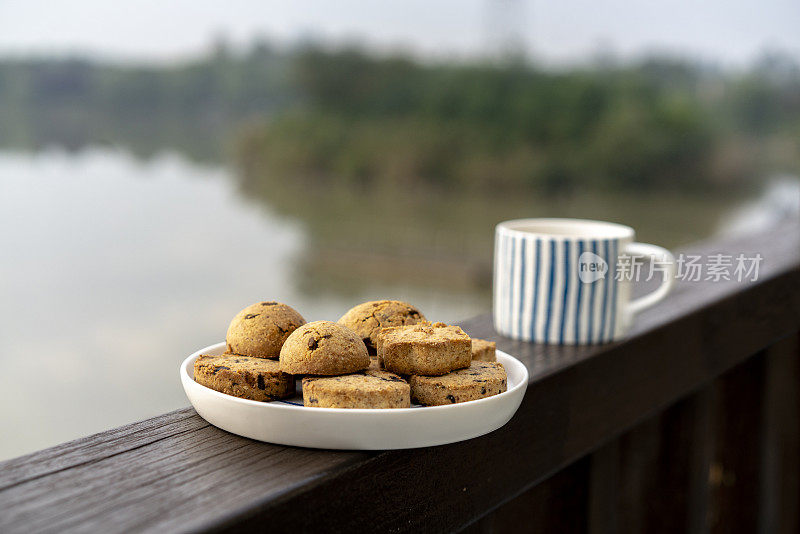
[
  {"left": 338, "top": 300, "right": 425, "bottom": 355},
  {"left": 471, "top": 338, "right": 497, "bottom": 362},
  {"left": 194, "top": 353, "right": 295, "bottom": 401},
  {"left": 280, "top": 320, "right": 370, "bottom": 375},
  {"left": 226, "top": 301, "right": 306, "bottom": 359},
  {"left": 377, "top": 322, "right": 471, "bottom": 376},
  {"left": 409, "top": 361, "right": 507, "bottom": 406},
  {"left": 302, "top": 369, "right": 410, "bottom": 409}
]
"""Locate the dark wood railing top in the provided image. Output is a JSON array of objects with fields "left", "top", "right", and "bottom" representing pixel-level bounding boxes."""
[{"left": 1, "top": 222, "right": 798, "bottom": 533}]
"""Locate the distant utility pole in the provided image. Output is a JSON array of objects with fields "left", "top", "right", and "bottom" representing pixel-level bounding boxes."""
[{"left": 483, "top": 0, "right": 528, "bottom": 62}]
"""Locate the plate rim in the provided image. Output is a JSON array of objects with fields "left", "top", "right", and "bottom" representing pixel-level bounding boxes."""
[{"left": 181, "top": 341, "right": 529, "bottom": 414}]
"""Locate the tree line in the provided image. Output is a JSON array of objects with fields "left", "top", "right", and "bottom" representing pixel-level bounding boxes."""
[
  {"left": 0, "top": 43, "right": 797, "bottom": 193},
  {"left": 237, "top": 47, "right": 800, "bottom": 195}
]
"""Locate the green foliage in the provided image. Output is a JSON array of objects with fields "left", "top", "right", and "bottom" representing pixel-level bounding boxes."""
[
  {"left": 243, "top": 47, "right": 781, "bottom": 194},
  {"left": 0, "top": 44, "right": 798, "bottom": 191}
]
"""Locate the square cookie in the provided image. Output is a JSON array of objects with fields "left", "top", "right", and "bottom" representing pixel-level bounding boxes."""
[
  {"left": 302, "top": 369, "right": 410, "bottom": 409},
  {"left": 377, "top": 322, "right": 471, "bottom": 376},
  {"left": 410, "top": 361, "right": 507, "bottom": 405},
  {"left": 471, "top": 338, "right": 497, "bottom": 362},
  {"left": 194, "top": 353, "right": 295, "bottom": 401}
]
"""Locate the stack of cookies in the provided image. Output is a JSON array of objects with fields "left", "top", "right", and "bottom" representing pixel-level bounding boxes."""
[{"left": 193, "top": 299, "right": 507, "bottom": 409}]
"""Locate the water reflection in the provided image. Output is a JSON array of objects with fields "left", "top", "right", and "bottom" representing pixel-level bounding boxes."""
[{"left": 237, "top": 164, "right": 750, "bottom": 296}]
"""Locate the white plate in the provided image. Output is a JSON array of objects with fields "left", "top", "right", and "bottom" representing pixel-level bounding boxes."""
[{"left": 180, "top": 342, "right": 529, "bottom": 450}]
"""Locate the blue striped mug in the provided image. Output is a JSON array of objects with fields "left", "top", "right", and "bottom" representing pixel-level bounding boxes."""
[{"left": 494, "top": 218, "right": 675, "bottom": 344}]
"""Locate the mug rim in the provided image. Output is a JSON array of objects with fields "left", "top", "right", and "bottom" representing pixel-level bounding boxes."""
[{"left": 496, "top": 218, "right": 634, "bottom": 240}]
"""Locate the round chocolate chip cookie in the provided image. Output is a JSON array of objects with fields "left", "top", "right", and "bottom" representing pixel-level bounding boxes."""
[
  {"left": 226, "top": 301, "right": 306, "bottom": 359},
  {"left": 279, "top": 320, "right": 370, "bottom": 375},
  {"left": 302, "top": 369, "right": 410, "bottom": 409},
  {"left": 337, "top": 300, "right": 425, "bottom": 354},
  {"left": 409, "top": 361, "right": 507, "bottom": 406}
]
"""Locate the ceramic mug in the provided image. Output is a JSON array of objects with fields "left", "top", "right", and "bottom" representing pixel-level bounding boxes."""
[{"left": 493, "top": 218, "right": 675, "bottom": 344}]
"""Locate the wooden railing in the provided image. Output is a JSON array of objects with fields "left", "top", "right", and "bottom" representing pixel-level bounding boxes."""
[{"left": 0, "top": 222, "right": 797, "bottom": 533}]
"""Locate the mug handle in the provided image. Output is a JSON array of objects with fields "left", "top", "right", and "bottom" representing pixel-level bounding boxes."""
[{"left": 624, "top": 242, "right": 676, "bottom": 316}]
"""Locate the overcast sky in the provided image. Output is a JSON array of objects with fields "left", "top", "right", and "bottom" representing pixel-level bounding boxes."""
[{"left": 0, "top": 0, "right": 797, "bottom": 66}]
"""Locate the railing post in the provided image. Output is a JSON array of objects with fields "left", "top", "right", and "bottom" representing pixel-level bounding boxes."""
[
  {"left": 708, "top": 353, "right": 766, "bottom": 533},
  {"left": 759, "top": 333, "right": 800, "bottom": 534},
  {"left": 587, "top": 389, "right": 715, "bottom": 534}
]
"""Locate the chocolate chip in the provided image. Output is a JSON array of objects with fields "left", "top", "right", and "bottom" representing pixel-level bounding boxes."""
[
  {"left": 446, "top": 395, "right": 456, "bottom": 403},
  {"left": 212, "top": 365, "right": 230, "bottom": 374},
  {"left": 261, "top": 301, "right": 277, "bottom": 306},
  {"left": 309, "top": 398, "right": 318, "bottom": 404},
  {"left": 308, "top": 337, "right": 318, "bottom": 350},
  {"left": 244, "top": 313, "right": 260, "bottom": 320},
  {"left": 481, "top": 387, "right": 486, "bottom": 394},
  {"left": 257, "top": 375, "right": 266, "bottom": 390}
]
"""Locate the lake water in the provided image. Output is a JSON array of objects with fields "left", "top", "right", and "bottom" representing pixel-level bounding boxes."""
[
  {"left": 0, "top": 148, "right": 487, "bottom": 460},
  {"left": 1, "top": 147, "right": 795, "bottom": 460}
]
